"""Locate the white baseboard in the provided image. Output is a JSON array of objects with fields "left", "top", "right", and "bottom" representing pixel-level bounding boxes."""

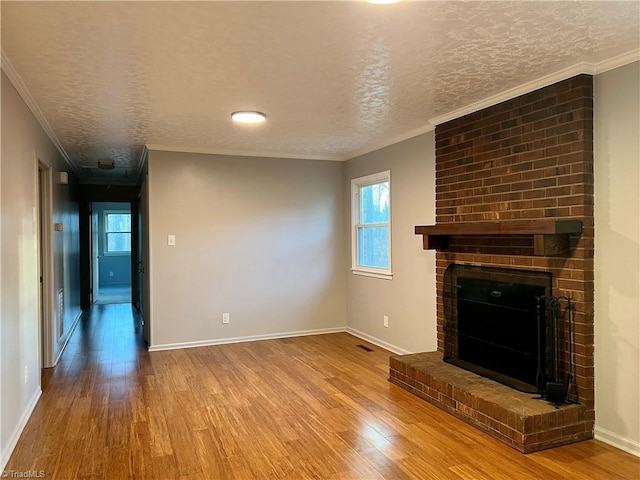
[
  {"left": 595, "top": 426, "right": 640, "bottom": 457},
  {"left": 149, "top": 326, "right": 347, "bottom": 352},
  {"left": 149, "top": 326, "right": 413, "bottom": 356},
  {"left": 1, "top": 388, "right": 42, "bottom": 471},
  {"left": 346, "top": 327, "right": 411, "bottom": 355}
]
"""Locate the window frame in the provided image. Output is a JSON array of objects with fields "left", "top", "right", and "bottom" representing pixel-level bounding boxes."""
[
  {"left": 103, "top": 210, "right": 132, "bottom": 256},
  {"left": 351, "top": 170, "right": 392, "bottom": 280}
]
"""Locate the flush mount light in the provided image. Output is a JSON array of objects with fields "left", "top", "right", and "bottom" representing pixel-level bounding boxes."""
[
  {"left": 364, "top": 0, "right": 402, "bottom": 3},
  {"left": 97, "top": 160, "right": 115, "bottom": 170},
  {"left": 231, "top": 111, "right": 266, "bottom": 124}
]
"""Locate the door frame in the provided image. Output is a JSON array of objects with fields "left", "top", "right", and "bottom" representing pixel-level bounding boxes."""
[
  {"left": 37, "top": 157, "right": 55, "bottom": 368},
  {"left": 91, "top": 203, "right": 100, "bottom": 303},
  {"left": 91, "top": 202, "right": 133, "bottom": 305},
  {"left": 139, "top": 178, "right": 151, "bottom": 345}
]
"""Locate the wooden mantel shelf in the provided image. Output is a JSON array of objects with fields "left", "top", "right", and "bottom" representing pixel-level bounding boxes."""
[{"left": 415, "top": 219, "right": 583, "bottom": 256}]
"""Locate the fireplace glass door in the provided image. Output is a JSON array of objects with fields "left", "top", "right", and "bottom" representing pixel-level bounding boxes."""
[{"left": 443, "top": 264, "right": 552, "bottom": 393}]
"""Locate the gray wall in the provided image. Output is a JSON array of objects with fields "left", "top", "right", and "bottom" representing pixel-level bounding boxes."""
[
  {"left": 594, "top": 61, "right": 640, "bottom": 454},
  {"left": 147, "top": 150, "right": 347, "bottom": 348},
  {"left": 99, "top": 255, "right": 131, "bottom": 286},
  {"left": 1, "top": 72, "right": 81, "bottom": 465},
  {"left": 345, "top": 132, "right": 437, "bottom": 354}
]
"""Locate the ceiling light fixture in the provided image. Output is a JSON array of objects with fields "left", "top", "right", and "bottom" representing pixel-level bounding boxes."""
[
  {"left": 97, "top": 160, "right": 115, "bottom": 170},
  {"left": 231, "top": 111, "right": 266, "bottom": 124},
  {"left": 364, "top": 0, "right": 402, "bottom": 4}
]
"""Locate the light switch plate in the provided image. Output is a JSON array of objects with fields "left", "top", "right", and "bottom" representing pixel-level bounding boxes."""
[{"left": 168, "top": 234, "right": 176, "bottom": 246}]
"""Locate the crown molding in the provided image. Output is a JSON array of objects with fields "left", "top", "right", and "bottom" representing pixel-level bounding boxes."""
[
  {"left": 428, "top": 49, "right": 640, "bottom": 127},
  {"left": 428, "top": 62, "right": 595, "bottom": 127},
  {"left": 339, "top": 122, "right": 435, "bottom": 161},
  {"left": 145, "top": 144, "right": 342, "bottom": 162},
  {"left": 344, "top": 49, "right": 639, "bottom": 160},
  {"left": 594, "top": 49, "right": 640, "bottom": 74},
  {"left": 1, "top": 50, "right": 80, "bottom": 178}
]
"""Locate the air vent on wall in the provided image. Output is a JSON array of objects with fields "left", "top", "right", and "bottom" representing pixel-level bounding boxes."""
[{"left": 58, "top": 288, "right": 64, "bottom": 340}]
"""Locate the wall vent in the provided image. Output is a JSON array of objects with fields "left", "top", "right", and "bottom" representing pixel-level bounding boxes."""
[{"left": 58, "top": 288, "right": 64, "bottom": 339}]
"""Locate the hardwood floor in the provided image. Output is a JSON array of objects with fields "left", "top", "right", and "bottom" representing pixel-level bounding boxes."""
[{"left": 5, "top": 304, "right": 639, "bottom": 479}]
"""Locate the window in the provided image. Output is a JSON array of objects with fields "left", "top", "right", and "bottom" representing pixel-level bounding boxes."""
[
  {"left": 351, "top": 170, "right": 391, "bottom": 279},
  {"left": 104, "top": 211, "right": 131, "bottom": 254}
]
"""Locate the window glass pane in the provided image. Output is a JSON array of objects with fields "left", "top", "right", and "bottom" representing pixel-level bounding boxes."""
[
  {"left": 357, "top": 226, "right": 389, "bottom": 268},
  {"left": 107, "top": 233, "right": 131, "bottom": 253},
  {"left": 107, "top": 213, "right": 131, "bottom": 233},
  {"left": 360, "top": 182, "right": 389, "bottom": 224}
]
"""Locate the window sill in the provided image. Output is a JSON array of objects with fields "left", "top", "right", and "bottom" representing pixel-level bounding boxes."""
[{"left": 351, "top": 269, "right": 393, "bottom": 281}]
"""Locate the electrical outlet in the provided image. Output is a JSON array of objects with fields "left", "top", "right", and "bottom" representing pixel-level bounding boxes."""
[
  {"left": 109, "top": 271, "right": 114, "bottom": 277},
  {"left": 24, "top": 366, "right": 28, "bottom": 384},
  {"left": 222, "top": 313, "right": 230, "bottom": 324},
  {"left": 383, "top": 315, "right": 389, "bottom": 328}
]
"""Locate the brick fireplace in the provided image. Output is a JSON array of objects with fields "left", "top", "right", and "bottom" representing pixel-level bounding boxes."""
[{"left": 389, "top": 74, "right": 594, "bottom": 452}]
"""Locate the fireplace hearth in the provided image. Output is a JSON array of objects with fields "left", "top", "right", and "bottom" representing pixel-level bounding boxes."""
[{"left": 389, "top": 352, "right": 589, "bottom": 453}]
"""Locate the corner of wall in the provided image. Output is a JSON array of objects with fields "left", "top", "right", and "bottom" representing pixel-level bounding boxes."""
[{"left": 345, "top": 132, "right": 437, "bottom": 354}]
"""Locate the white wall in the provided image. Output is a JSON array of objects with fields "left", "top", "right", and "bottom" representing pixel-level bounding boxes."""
[
  {"left": 147, "top": 150, "right": 347, "bottom": 348},
  {"left": 345, "top": 132, "right": 437, "bottom": 354},
  {"left": 0, "top": 72, "right": 81, "bottom": 468},
  {"left": 594, "top": 61, "right": 640, "bottom": 456}
]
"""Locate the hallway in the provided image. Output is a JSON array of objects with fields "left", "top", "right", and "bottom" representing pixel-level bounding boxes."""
[
  {"left": 6, "top": 304, "right": 147, "bottom": 478},
  {"left": 94, "top": 285, "right": 132, "bottom": 305}
]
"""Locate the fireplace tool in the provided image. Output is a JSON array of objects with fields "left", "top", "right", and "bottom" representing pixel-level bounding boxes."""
[
  {"left": 535, "top": 295, "right": 546, "bottom": 396},
  {"left": 546, "top": 296, "right": 575, "bottom": 408},
  {"left": 535, "top": 295, "right": 575, "bottom": 407}
]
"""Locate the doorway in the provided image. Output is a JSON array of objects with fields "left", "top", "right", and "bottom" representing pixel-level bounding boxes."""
[
  {"left": 91, "top": 202, "right": 133, "bottom": 304},
  {"left": 37, "top": 161, "right": 54, "bottom": 368},
  {"left": 138, "top": 179, "right": 151, "bottom": 345}
]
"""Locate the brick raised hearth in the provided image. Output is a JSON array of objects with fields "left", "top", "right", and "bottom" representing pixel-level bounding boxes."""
[
  {"left": 392, "top": 74, "right": 594, "bottom": 452},
  {"left": 389, "top": 353, "right": 589, "bottom": 453}
]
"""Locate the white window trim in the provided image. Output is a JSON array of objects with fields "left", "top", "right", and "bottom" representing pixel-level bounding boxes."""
[
  {"left": 351, "top": 170, "right": 392, "bottom": 280},
  {"left": 103, "top": 210, "right": 132, "bottom": 256}
]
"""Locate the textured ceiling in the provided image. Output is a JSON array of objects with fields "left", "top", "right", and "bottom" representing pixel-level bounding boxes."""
[{"left": 2, "top": 1, "right": 639, "bottom": 184}]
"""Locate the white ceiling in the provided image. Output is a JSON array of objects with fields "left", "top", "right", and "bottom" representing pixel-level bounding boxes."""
[{"left": 2, "top": 1, "right": 639, "bottom": 184}]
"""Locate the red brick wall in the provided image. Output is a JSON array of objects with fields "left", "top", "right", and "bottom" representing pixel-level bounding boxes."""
[{"left": 434, "top": 75, "right": 594, "bottom": 427}]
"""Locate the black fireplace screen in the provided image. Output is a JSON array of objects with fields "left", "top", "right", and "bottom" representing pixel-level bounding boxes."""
[{"left": 443, "top": 264, "right": 552, "bottom": 393}]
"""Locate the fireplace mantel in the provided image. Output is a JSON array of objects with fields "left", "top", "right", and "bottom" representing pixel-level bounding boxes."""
[{"left": 415, "top": 219, "right": 583, "bottom": 256}]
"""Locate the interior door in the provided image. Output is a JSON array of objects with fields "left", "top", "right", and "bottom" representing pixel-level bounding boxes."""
[
  {"left": 139, "top": 178, "right": 151, "bottom": 345},
  {"left": 137, "top": 191, "right": 144, "bottom": 311}
]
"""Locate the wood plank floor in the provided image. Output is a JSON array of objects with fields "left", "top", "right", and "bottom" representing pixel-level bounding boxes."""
[{"left": 5, "top": 304, "right": 639, "bottom": 479}]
